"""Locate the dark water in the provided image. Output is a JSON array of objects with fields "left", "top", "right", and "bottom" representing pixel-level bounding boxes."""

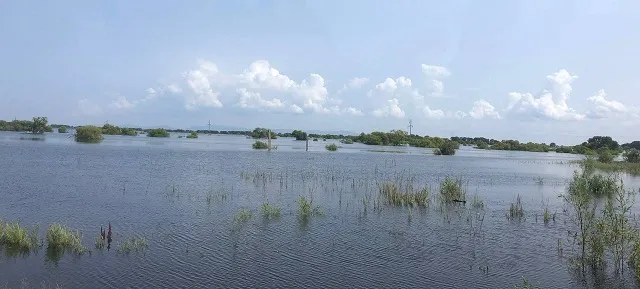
[{"left": 1, "top": 132, "right": 640, "bottom": 288}]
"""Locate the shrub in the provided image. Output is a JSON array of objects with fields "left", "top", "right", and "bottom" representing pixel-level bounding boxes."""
[
  {"left": 186, "top": 131, "right": 198, "bottom": 139},
  {"left": 31, "top": 116, "right": 50, "bottom": 134},
  {"left": 434, "top": 140, "right": 459, "bottom": 155},
  {"left": 325, "top": 143, "right": 338, "bottom": 151},
  {"left": 252, "top": 140, "right": 269, "bottom": 149},
  {"left": 341, "top": 138, "right": 354, "bottom": 144},
  {"left": 57, "top": 126, "right": 67, "bottom": 133},
  {"left": 439, "top": 177, "right": 465, "bottom": 203},
  {"left": 147, "top": 128, "right": 170, "bottom": 137},
  {"left": 74, "top": 126, "right": 104, "bottom": 143},
  {"left": 624, "top": 149, "right": 640, "bottom": 163},
  {"left": 597, "top": 149, "right": 614, "bottom": 163},
  {"left": 120, "top": 128, "right": 137, "bottom": 136}
]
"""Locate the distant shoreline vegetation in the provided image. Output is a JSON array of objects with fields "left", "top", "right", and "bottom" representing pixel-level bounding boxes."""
[{"left": 2, "top": 117, "right": 639, "bottom": 156}]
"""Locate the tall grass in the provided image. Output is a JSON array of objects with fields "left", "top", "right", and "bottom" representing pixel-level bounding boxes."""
[
  {"left": 325, "top": 143, "right": 338, "bottom": 151},
  {"left": 439, "top": 177, "right": 466, "bottom": 203},
  {"left": 297, "top": 196, "right": 322, "bottom": 219},
  {"left": 234, "top": 208, "right": 253, "bottom": 223},
  {"left": 379, "top": 182, "right": 429, "bottom": 207},
  {"left": 46, "top": 223, "right": 86, "bottom": 255}
]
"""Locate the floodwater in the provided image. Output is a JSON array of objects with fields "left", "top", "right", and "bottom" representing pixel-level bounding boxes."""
[{"left": 1, "top": 131, "right": 639, "bottom": 288}]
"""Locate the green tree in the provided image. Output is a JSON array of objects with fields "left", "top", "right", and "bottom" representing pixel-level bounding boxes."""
[
  {"left": 586, "top": 136, "right": 619, "bottom": 151},
  {"left": 434, "top": 140, "right": 459, "bottom": 155},
  {"left": 75, "top": 126, "right": 104, "bottom": 143},
  {"left": 597, "top": 149, "right": 615, "bottom": 163},
  {"left": 291, "top": 130, "right": 308, "bottom": 141},
  {"left": 252, "top": 140, "right": 268, "bottom": 149},
  {"left": 31, "top": 117, "right": 50, "bottom": 134},
  {"left": 57, "top": 126, "right": 68, "bottom": 133},
  {"left": 102, "top": 124, "right": 121, "bottom": 135},
  {"left": 186, "top": 131, "right": 198, "bottom": 139}
]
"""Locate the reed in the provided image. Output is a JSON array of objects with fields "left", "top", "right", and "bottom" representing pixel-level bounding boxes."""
[
  {"left": 260, "top": 203, "right": 282, "bottom": 220},
  {"left": 439, "top": 177, "right": 466, "bottom": 204},
  {"left": 46, "top": 223, "right": 86, "bottom": 255},
  {"left": 378, "top": 182, "right": 429, "bottom": 207},
  {"left": 234, "top": 208, "right": 253, "bottom": 223},
  {"left": 117, "top": 236, "right": 148, "bottom": 255},
  {"left": 0, "top": 221, "right": 40, "bottom": 255},
  {"left": 507, "top": 195, "right": 525, "bottom": 221}
]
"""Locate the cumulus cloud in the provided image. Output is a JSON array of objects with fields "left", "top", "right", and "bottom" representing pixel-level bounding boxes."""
[
  {"left": 469, "top": 99, "right": 501, "bottom": 120},
  {"left": 373, "top": 98, "right": 405, "bottom": 118},
  {"left": 110, "top": 95, "right": 135, "bottom": 109},
  {"left": 587, "top": 89, "right": 628, "bottom": 119},
  {"left": 347, "top": 77, "right": 369, "bottom": 89},
  {"left": 421, "top": 65, "right": 451, "bottom": 78},
  {"left": 345, "top": 107, "right": 364, "bottom": 116},
  {"left": 504, "top": 69, "right": 585, "bottom": 121},
  {"left": 236, "top": 88, "right": 285, "bottom": 110},
  {"left": 374, "top": 77, "right": 412, "bottom": 94},
  {"left": 183, "top": 61, "right": 223, "bottom": 109},
  {"left": 423, "top": 106, "right": 445, "bottom": 119},
  {"left": 421, "top": 64, "right": 451, "bottom": 97}
]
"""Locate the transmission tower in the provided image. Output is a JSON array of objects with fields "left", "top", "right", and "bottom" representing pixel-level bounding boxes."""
[{"left": 408, "top": 119, "right": 413, "bottom": 136}]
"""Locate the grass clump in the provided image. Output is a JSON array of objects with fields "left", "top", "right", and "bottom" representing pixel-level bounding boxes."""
[
  {"left": 117, "top": 237, "right": 148, "bottom": 255},
  {"left": 260, "top": 203, "right": 281, "bottom": 220},
  {"left": 471, "top": 195, "right": 485, "bottom": 209},
  {"left": 379, "top": 182, "right": 429, "bottom": 207},
  {"left": 147, "top": 128, "right": 170, "bottom": 137},
  {"left": 439, "top": 177, "right": 466, "bottom": 203},
  {"left": 0, "top": 222, "right": 40, "bottom": 255},
  {"left": 325, "top": 143, "right": 338, "bottom": 151},
  {"left": 46, "top": 223, "right": 86, "bottom": 255},
  {"left": 297, "top": 196, "right": 323, "bottom": 219},
  {"left": 186, "top": 131, "right": 198, "bottom": 139},
  {"left": 433, "top": 140, "right": 459, "bottom": 156},
  {"left": 252, "top": 141, "right": 268, "bottom": 150},
  {"left": 95, "top": 236, "right": 106, "bottom": 250},
  {"left": 234, "top": 208, "right": 253, "bottom": 223},
  {"left": 507, "top": 195, "right": 525, "bottom": 221},
  {"left": 542, "top": 207, "right": 555, "bottom": 224},
  {"left": 74, "top": 125, "right": 103, "bottom": 143}
]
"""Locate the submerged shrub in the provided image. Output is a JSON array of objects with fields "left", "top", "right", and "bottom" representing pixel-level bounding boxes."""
[
  {"left": 186, "top": 131, "right": 198, "bottom": 139},
  {"left": 74, "top": 126, "right": 104, "bottom": 143},
  {"left": 252, "top": 141, "right": 268, "bottom": 149},
  {"left": 57, "top": 126, "right": 67, "bottom": 133},
  {"left": 439, "top": 177, "right": 465, "bottom": 203},
  {"left": 379, "top": 182, "right": 429, "bottom": 207},
  {"left": 325, "top": 143, "right": 338, "bottom": 151},
  {"left": 597, "top": 149, "right": 615, "bottom": 163},
  {"left": 434, "top": 140, "right": 459, "bottom": 156},
  {"left": 117, "top": 236, "right": 148, "bottom": 255},
  {"left": 624, "top": 149, "right": 640, "bottom": 163}
]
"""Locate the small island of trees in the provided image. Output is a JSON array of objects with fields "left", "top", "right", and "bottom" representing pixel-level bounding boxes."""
[
  {"left": 147, "top": 128, "right": 170, "bottom": 138},
  {"left": 74, "top": 126, "right": 104, "bottom": 143}
]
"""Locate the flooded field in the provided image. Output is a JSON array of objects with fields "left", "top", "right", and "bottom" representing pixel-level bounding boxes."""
[{"left": 1, "top": 132, "right": 639, "bottom": 288}]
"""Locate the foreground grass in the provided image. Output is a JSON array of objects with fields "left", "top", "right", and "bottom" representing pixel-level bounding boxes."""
[
  {"left": 439, "top": 177, "right": 466, "bottom": 203},
  {"left": 260, "top": 203, "right": 281, "bottom": 220},
  {"left": 297, "top": 196, "right": 323, "bottom": 219},
  {"left": 46, "top": 223, "right": 86, "bottom": 255}
]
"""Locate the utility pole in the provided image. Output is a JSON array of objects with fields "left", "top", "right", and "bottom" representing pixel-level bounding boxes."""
[
  {"left": 267, "top": 129, "right": 272, "bottom": 152},
  {"left": 408, "top": 119, "right": 413, "bottom": 136},
  {"left": 207, "top": 120, "right": 212, "bottom": 134}
]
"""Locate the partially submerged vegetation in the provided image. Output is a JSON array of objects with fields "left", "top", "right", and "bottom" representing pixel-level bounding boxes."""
[
  {"left": 102, "top": 124, "right": 138, "bottom": 136},
  {"left": 116, "top": 237, "right": 148, "bottom": 255},
  {"left": 252, "top": 140, "right": 268, "bottom": 150},
  {"left": 234, "top": 208, "right": 253, "bottom": 223},
  {"left": 46, "top": 223, "right": 86, "bottom": 255},
  {"left": 57, "top": 126, "right": 67, "bottom": 133},
  {"left": 0, "top": 117, "right": 53, "bottom": 134},
  {"left": 297, "top": 196, "right": 322, "bottom": 220},
  {"left": 0, "top": 222, "right": 40, "bottom": 256},
  {"left": 186, "top": 131, "right": 198, "bottom": 139},
  {"left": 147, "top": 128, "right": 170, "bottom": 138},
  {"left": 379, "top": 182, "right": 429, "bottom": 207},
  {"left": 439, "top": 177, "right": 466, "bottom": 203},
  {"left": 325, "top": 143, "right": 338, "bottom": 151},
  {"left": 433, "top": 140, "right": 459, "bottom": 155},
  {"left": 74, "top": 125, "right": 104, "bottom": 143},
  {"left": 507, "top": 195, "right": 525, "bottom": 221},
  {"left": 260, "top": 203, "right": 281, "bottom": 220}
]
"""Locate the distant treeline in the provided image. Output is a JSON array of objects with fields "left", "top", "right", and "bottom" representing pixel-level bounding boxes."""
[{"left": 2, "top": 117, "right": 638, "bottom": 155}]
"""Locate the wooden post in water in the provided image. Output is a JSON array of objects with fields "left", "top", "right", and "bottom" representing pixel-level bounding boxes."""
[
  {"left": 306, "top": 139, "right": 309, "bottom": 151},
  {"left": 267, "top": 129, "right": 272, "bottom": 152}
]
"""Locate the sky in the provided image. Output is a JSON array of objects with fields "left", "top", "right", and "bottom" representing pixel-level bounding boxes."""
[{"left": 1, "top": 0, "right": 639, "bottom": 145}]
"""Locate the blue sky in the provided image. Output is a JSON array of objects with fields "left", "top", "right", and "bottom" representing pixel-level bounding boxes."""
[{"left": 1, "top": 0, "right": 639, "bottom": 144}]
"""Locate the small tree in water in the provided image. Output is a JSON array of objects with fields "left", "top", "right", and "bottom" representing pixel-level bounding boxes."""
[
  {"left": 74, "top": 126, "right": 104, "bottom": 143},
  {"left": 30, "top": 116, "right": 50, "bottom": 134}
]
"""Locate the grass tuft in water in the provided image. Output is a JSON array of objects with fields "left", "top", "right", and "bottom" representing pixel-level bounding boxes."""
[
  {"left": 117, "top": 237, "right": 148, "bottom": 255},
  {"left": 379, "top": 182, "right": 429, "bottom": 207},
  {"left": 439, "top": 177, "right": 466, "bottom": 204},
  {"left": 507, "top": 195, "right": 525, "bottom": 221},
  {"left": 513, "top": 277, "right": 540, "bottom": 288},
  {"left": 94, "top": 236, "right": 106, "bottom": 250},
  {"left": 0, "top": 221, "right": 40, "bottom": 255},
  {"left": 542, "top": 207, "right": 555, "bottom": 224},
  {"left": 260, "top": 203, "right": 282, "bottom": 220},
  {"left": 471, "top": 195, "right": 485, "bottom": 209},
  {"left": 325, "top": 143, "right": 338, "bottom": 151},
  {"left": 297, "top": 196, "right": 323, "bottom": 219},
  {"left": 46, "top": 223, "right": 86, "bottom": 255},
  {"left": 234, "top": 208, "right": 253, "bottom": 223}
]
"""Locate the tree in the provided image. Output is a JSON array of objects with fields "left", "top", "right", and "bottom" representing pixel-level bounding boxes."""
[
  {"left": 251, "top": 128, "right": 276, "bottom": 139},
  {"left": 597, "top": 149, "right": 615, "bottom": 163},
  {"left": 186, "top": 131, "right": 198, "bottom": 139},
  {"left": 31, "top": 117, "right": 49, "bottom": 134},
  {"left": 75, "top": 126, "right": 103, "bottom": 143},
  {"left": 57, "top": 126, "right": 68, "bottom": 133},
  {"left": 434, "top": 140, "right": 459, "bottom": 155},
  {"left": 291, "top": 130, "right": 308, "bottom": 141},
  {"left": 586, "top": 136, "right": 619, "bottom": 151}
]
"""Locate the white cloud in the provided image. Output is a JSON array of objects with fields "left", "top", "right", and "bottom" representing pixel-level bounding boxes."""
[
  {"left": 374, "top": 77, "right": 412, "bottom": 94},
  {"left": 110, "top": 95, "right": 135, "bottom": 109},
  {"left": 469, "top": 99, "right": 501, "bottom": 120},
  {"left": 166, "top": 83, "right": 182, "bottom": 94},
  {"left": 504, "top": 69, "right": 585, "bottom": 121},
  {"left": 236, "top": 88, "right": 285, "bottom": 109},
  {"left": 423, "top": 106, "right": 445, "bottom": 119},
  {"left": 454, "top": 111, "right": 468, "bottom": 119},
  {"left": 290, "top": 104, "right": 304, "bottom": 114},
  {"left": 345, "top": 107, "right": 364, "bottom": 116},
  {"left": 373, "top": 98, "right": 405, "bottom": 118},
  {"left": 348, "top": 77, "right": 369, "bottom": 89},
  {"left": 77, "top": 99, "right": 103, "bottom": 116},
  {"left": 421, "top": 65, "right": 451, "bottom": 78},
  {"left": 183, "top": 61, "right": 223, "bottom": 109},
  {"left": 587, "top": 89, "right": 628, "bottom": 119}
]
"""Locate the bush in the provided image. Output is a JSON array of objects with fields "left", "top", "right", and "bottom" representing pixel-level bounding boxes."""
[
  {"left": 624, "top": 149, "right": 640, "bottom": 163},
  {"left": 75, "top": 126, "right": 103, "bottom": 143},
  {"left": 597, "top": 149, "right": 614, "bottom": 163},
  {"left": 325, "top": 143, "right": 338, "bottom": 151},
  {"left": 31, "top": 116, "right": 51, "bottom": 134},
  {"left": 252, "top": 141, "right": 268, "bottom": 149},
  {"left": 120, "top": 128, "right": 137, "bottom": 136},
  {"left": 434, "top": 140, "right": 459, "bottom": 155},
  {"left": 147, "top": 128, "right": 170, "bottom": 138},
  {"left": 186, "top": 131, "right": 198, "bottom": 139},
  {"left": 57, "top": 126, "right": 68, "bottom": 133},
  {"left": 341, "top": 138, "right": 354, "bottom": 144}
]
